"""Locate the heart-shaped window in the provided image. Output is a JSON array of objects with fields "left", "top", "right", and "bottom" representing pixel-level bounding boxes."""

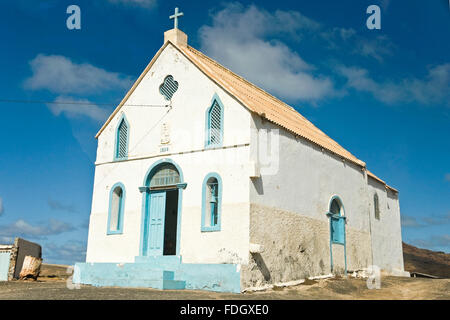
[{"left": 159, "top": 75, "right": 179, "bottom": 101}]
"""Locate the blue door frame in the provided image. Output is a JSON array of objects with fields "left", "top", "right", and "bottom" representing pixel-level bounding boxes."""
[
  {"left": 327, "top": 196, "right": 347, "bottom": 275},
  {"left": 139, "top": 159, "right": 186, "bottom": 257}
]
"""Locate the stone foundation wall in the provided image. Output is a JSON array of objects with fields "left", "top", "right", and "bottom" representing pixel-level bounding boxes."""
[{"left": 240, "top": 204, "right": 372, "bottom": 290}]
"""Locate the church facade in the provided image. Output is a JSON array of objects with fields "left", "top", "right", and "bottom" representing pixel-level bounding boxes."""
[{"left": 74, "top": 26, "right": 407, "bottom": 293}]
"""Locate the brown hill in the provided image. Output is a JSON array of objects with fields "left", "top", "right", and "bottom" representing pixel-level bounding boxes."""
[{"left": 403, "top": 242, "right": 450, "bottom": 278}]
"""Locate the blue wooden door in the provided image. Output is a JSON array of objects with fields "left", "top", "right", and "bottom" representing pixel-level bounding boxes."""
[
  {"left": 147, "top": 192, "right": 166, "bottom": 256},
  {"left": 331, "top": 215, "right": 345, "bottom": 245},
  {"left": 0, "top": 252, "right": 11, "bottom": 281}
]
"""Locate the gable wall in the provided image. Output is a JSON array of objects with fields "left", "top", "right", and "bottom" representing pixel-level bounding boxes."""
[
  {"left": 86, "top": 44, "right": 253, "bottom": 264},
  {"left": 96, "top": 44, "right": 251, "bottom": 162}
]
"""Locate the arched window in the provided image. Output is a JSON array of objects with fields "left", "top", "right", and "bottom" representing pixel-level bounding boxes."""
[
  {"left": 149, "top": 163, "right": 180, "bottom": 188},
  {"left": 374, "top": 193, "right": 380, "bottom": 220},
  {"left": 328, "top": 196, "right": 345, "bottom": 245},
  {"left": 205, "top": 95, "right": 223, "bottom": 147},
  {"left": 115, "top": 116, "right": 129, "bottom": 160},
  {"left": 107, "top": 183, "right": 125, "bottom": 234},
  {"left": 330, "top": 198, "right": 343, "bottom": 215},
  {"left": 201, "top": 173, "right": 222, "bottom": 231}
]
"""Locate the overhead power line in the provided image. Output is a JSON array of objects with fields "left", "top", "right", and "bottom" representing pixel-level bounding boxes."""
[{"left": 0, "top": 99, "right": 169, "bottom": 108}]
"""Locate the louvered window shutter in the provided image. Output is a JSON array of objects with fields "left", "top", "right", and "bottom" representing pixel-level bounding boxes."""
[
  {"left": 117, "top": 119, "right": 128, "bottom": 158},
  {"left": 208, "top": 101, "right": 222, "bottom": 145}
]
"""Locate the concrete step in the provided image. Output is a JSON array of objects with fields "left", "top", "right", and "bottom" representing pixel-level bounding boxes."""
[
  {"left": 163, "top": 279, "right": 186, "bottom": 290},
  {"left": 74, "top": 260, "right": 241, "bottom": 293},
  {"left": 134, "top": 255, "right": 182, "bottom": 267},
  {"left": 90, "top": 278, "right": 186, "bottom": 290}
]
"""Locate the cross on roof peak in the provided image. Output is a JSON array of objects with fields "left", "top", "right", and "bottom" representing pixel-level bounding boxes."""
[{"left": 169, "top": 7, "right": 184, "bottom": 29}]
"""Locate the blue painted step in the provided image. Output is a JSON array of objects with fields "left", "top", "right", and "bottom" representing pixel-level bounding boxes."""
[
  {"left": 74, "top": 260, "right": 242, "bottom": 293},
  {"left": 134, "top": 255, "right": 182, "bottom": 267},
  {"left": 90, "top": 278, "right": 186, "bottom": 290},
  {"left": 74, "top": 263, "right": 186, "bottom": 290}
]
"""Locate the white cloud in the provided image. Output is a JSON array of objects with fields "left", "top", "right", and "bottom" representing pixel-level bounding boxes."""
[
  {"left": 401, "top": 215, "right": 422, "bottom": 228},
  {"left": 0, "top": 219, "right": 75, "bottom": 240},
  {"left": 107, "top": 0, "right": 157, "bottom": 8},
  {"left": 44, "top": 241, "right": 87, "bottom": 265},
  {"left": 355, "top": 35, "right": 394, "bottom": 62},
  {"left": 402, "top": 213, "right": 450, "bottom": 228},
  {"left": 47, "top": 198, "right": 77, "bottom": 214},
  {"left": 24, "top": 54, "right": 133, "bottom": 95},
  {"left": 412, "top": 234, "right": 450, "bottom": 252},
  {"left": 46, "top": 96, "right": 109, "bottom": 122},
  {"left": 320, "top": 26, "right": 394, "bottom": 62},
  {"left": 199, "top": 3, "right": 336, "bottom": 103},
  {"left": 337, "top": 63, "right": 450, "bottom": 105}
]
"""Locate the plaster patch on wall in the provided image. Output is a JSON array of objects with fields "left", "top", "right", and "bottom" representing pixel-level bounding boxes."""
[{"left": 218, "top": 248, "right": 245, "bottom": 264}]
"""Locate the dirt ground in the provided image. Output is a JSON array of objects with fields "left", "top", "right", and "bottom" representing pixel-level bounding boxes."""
[{"left": 1, "top": 268, "right": 448, "bottom": 300}]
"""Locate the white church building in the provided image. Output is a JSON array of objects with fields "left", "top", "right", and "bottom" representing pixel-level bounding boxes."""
[{"left": 74, "top": 12, "right": 406, "bottom": 293}]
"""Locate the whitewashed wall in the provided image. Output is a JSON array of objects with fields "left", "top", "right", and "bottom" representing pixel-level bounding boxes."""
[
  {"left": 367, "top": 178, "right": 404, "bottom": 272},
  {"left": 249, "top": 115, "right": 370, "bottom": 231},
  {"left": 86, "top": 44, "right": 253, "bottom": 264},
  {"left": 243, "top": 115, "right": 373, "bottom": 287},
  {"left": 243, "top": 115, "right": 404, "bottom": 287}
]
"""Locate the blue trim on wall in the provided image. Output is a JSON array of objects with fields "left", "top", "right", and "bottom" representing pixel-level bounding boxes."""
[
  {"left": 73, "top": 261, "right": 241, "bottom": 293},
  {"left": 113, "top": 114, "right": 130, "bottom": 161},
  {"left": 327, "top": 195, "right": 347, "bottom": 275},
  {"left": 201, "top": 172, "right": 222, "bottom": 232},
  {"left": 328, "top": 195, "right": 346, "bottom": 216},
  {"left": 107, "top": 182, "right": 126, "bottom": 235},
  {"left": 204, "top": 93, "right": 224, "bottom": 149},
  {"left": 142, "top": 158, "right": 185, "bottom": 186},
  {"left": 139, "top": 158, "right": 185, "bottom": 257}
]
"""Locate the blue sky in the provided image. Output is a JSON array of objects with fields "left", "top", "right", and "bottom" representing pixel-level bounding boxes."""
[{"left": 0, "top": 0, "right": 449, "bottom": 265}]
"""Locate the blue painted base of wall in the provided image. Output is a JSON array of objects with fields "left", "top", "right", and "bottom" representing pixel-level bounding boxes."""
[{"left": 73, "top": 256, "right": 241, "bottom": 293}]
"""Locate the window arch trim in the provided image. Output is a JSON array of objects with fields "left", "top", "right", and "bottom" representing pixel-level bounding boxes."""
[
  {"left": 201, "top": 172, "right": 223, "bottom": 232},
  {"left": 204, "top": 94, "right": 224, "bottom": 148},
  {"left": 327, "top": 195, "right": 346, "bottom": 217},
  {"left": 114, "top": 114, "right": 130, "bottom": 161},
  {"left": 107, "top": 182, "right": 126, "bottom": 235}
]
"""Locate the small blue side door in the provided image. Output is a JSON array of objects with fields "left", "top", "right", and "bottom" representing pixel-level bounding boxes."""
[
  {"left": 0, "top": 252, "right": 11, "bottom": 281},
  {"left": 147, "top": 192, "right": 166, "bottom": 256},
  {"left": 330, "top": 215, "right": 345, "bottom": 245}
]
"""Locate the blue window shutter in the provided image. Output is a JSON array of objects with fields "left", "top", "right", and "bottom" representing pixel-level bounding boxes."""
[
  {"left": 116, "top": 118, "right": 128, "bottom": 159},
  {"left": 159, "top": 75, "right": 179, "bottom": 101},
  {"left": 206, "top": 98, "right": 223, "bottom": 147}
]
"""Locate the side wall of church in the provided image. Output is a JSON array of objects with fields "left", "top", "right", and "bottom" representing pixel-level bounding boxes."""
[
  {"left": 241, "top": 115, "right": 382, "bottom": 289},
  {"left": 367, "top": 178, "right": 404, "bottom": 272},
  {"left": 86, "top": 44, "right": 253, "bottom": 264}
]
